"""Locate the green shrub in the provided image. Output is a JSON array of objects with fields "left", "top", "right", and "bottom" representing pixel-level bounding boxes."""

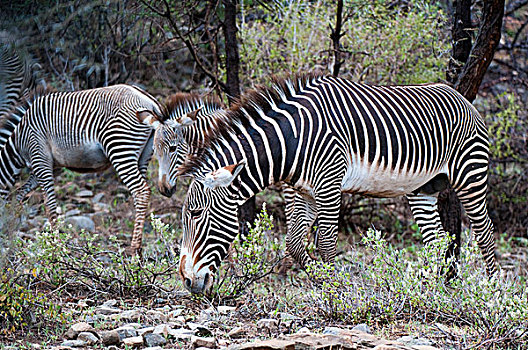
[
  {"left": 213, "top": 204, "right": 285, "bottom": 301},
  {"left": 239, "top": 0, "right": 448, "bottom": 87},
  {"left": 306, "top": 228, "right": 528, "bottom": 348}
]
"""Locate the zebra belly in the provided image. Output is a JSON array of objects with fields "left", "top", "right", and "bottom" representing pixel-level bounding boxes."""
[
  {"left": 341, "top": 161, "right": 443, "bottom": 197},
  {"left": 51, "top": 142, "right": 110, "bottom": 171}
]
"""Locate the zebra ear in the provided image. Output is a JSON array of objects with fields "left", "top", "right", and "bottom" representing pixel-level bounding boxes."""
[
  {"left": 137, "top": 110, "right": 161, "bottom": 128},
  {"left": 202, "top": 160, "right": 246, "bottom": 189},
  {"left": 178, "top": 106, "right": 203, "bottom": 126}
]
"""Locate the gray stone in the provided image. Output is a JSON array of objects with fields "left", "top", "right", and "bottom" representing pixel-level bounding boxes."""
[
  {"left": 76, "top": 190, "right": 94, "bottom": 197},
  {"left": 353, "top": 323, "right": 371, "bottom": 334},
  {"left": 227, "top": 326, "right": 245, "bottom": 338},
  {"left": 123, "top": 336, "right": 143, "bottom": 347},
  {"left": 296, "top": 327, "right": 311, "bottom": 334},
  {"left": 232, "top": 339, "right": 295, "bottom": 350},
  {"left": 168, "top": 328, "right": 194, "bottom": 340},
  {"left": 137, "top": 326, "right": 155, "bottom": 336},
  {"left": 116, "top": 326, "right": 138, "bottom": 340},
  {"left": 92, "top": 193, "right": 105, "bottom": 203},
  {"left": 146, "top": 309, "right": 168, "bottom": 322},
  {"left": 218, "top": 305, "right": 236, "bottom": 314},
  {"left": 65, "top": 216, "right": 95, "bottom": 232},
  {"left": 187, "top": 322, "right": 212, "bottom": 336},
  {"left": 64, "top": 322, "right": 95, "bottom": 339},
  {"left": 77, "top": 332, "right": 99, "bottom": 345},
  {"left": 257, "top": 318, "right": 278, "bottom": 329},
  {"left": 96, "top": 305, "right": 121, "bottom": 315},
  {"left": 397, "top": 335, "right": 434, "bottom": 347},
  {"left": 153, "top": 324, "right": 170, "bottom": 337},
  {"left": 322, "top": 326, "right": 344, "bottom": 335},
  {"left": 143, "top": 347, "right": 163, "bottom": 350},
  {"left": 144, "top": 333, "right": 167, "bottom": 347},
  {"left": 191, "top": 335, "right": 216, "bottom": 348},
  {"left": 120, "top": 310, "right": 142, "bottom": 321},
  {"left": 60, "top": 340, "right": 86, "bottom": 348},
  {"left": 103, "top": 299, "right": 118, "bottom": 307},
  {"left": 64, "top": 209, "right": 81, "bottom": 217},
  {"left": 100, "top": 330, "right": 120, "bottom": 346}
]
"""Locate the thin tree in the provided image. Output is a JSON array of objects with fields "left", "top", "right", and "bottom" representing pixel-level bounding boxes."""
[{"left": 441, "top": 0, "right": 505, "bottom": 276}]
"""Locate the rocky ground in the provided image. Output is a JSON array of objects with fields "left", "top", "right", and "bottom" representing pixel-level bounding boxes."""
[{"left": 6, "top": 298, "right": 439, "bottom": 350}]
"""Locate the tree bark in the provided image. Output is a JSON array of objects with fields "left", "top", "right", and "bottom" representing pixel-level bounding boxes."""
[
  {"left": 330, "top": 0, "right": 344, "bottom": 77},
  {"left": 223, "top": 0, "right": 255, "bottom": 233},
  {"left": 441, "top": 0, "right": 504, "bottom": 277}
]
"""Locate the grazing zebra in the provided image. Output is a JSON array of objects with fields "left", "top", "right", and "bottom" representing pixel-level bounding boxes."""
[
  {"left": 0, "top": 85, "right": 164, "bottom": 254},
  {"left": 154, "top": 93, "right": 314, "bottom": 258},
  {"left": 176, "top": 74, "right": 497, "bottom": 294},
  {"left": 154, "top": 93, "right": 227, "bottom": 198}
]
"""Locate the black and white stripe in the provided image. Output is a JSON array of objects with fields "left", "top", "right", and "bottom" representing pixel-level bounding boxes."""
[
  {"left": 176, "top": 74, "right": 496, "bottom": 294},
  {"left": 0, "top": 84, "right": 164, "bottom": 253}
]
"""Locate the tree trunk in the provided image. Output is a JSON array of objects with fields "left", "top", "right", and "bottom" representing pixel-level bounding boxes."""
[
  {"left": 223, "top": 0, "right": 255, "bottom": 233},
  {"left": 330, "top": 0, "right": 344, "bottom": 77},
  {"left": 441, "top": 0, "right": 504, "bottom": 277}
]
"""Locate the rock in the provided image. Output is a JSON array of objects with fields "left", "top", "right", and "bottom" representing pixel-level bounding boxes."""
[
  {"left": 296, "top": 327, "right": 311, "bottom": 334},
  {"left": 233, "top": 339, "right": 295, "bottom": 350},
  {"left": 77, "top": 190, "right": 94, "bottom": 197},
  {"left": 120, "top": 310, "right": 142, "bottom": 322},
  {"left": 103, "top": 299, "right": 118, "bottom": 307},
  {"left": 153, "top": 324, "right": 170, "bottom": 337},
  {"left": 144, "top": 333, "right": 167, "bottom": 347},
  {"left": 100, "top": 330, "right": 120, "bottom": 346},
  {"left": 96, "top": 305, "right": 121, "bottom": 315},
  {"left": 65, "top": 209, "right": 81, "bottom": 217},
  {"left": 257, "top": 318, "right": 278, "bottom": 329},
  {"left": 397, "top": 335, "right": 434, "bottom": 347},
  {"left": 227, "top": 326, "right": 245, "bottom": 338},
  {"left": 123, "top": 336, "right": 143, "bottom": 347},
  {"left": 143, "top": 347, "right": 163, "bottom": 350},
  {"left": 322, "top": 326, "right": 344, "bottom": 335},
  {"left": 168, "top": 328, "right": 194, "bottom": 340},
  {"left": 64, "top": 322, "right": 96, "bottom": 339},
  {"left": 77, "top": 332, "right": 99, "bottom": 345},
  {"left": 92, "top": 193, "right": 105, "bottom": 203},
  {"left": 116, "top": 326, "right": 138, "bottom": 340},
  {"left": 353, "top": 323, "right": 371, "bottom": 334},
  {"left": 146, "top": 309, "right": 168, "bottom": 322},
  {"left": 191, "top": 335, "right": 216, "bottom": 348},
  {"left": 94, "top": 202, "right": 110, "bottom": 212},
  {"left": 60, "top": 340, "right": 86, "bottom": 348},
  {"left": 218, "top": 305, "right": 237, "bottom": 314},
  {"left": 188, "top": 322, "right": 212, "bottom": 336},
  {"left": 65, "top": 215, "right": 95, "bottom": 232},
  {"left": 137, "top": 326, "right": 155, "bottom": 336}
]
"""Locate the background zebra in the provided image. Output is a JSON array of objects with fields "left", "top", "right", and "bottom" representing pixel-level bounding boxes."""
[
  {"left": 176, "top": 73, "right": 497, "bottom": 294},
  {"left": 0, "top": 84, "right": 164, "bottom": 254}
]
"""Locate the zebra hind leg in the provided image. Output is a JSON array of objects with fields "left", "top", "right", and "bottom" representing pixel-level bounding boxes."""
[
  {"left": 16, "top": 173, "right": 39, "bottom": 202},
  {"left": 407, "top": 193, "right": 459, "bottom": 278},
  {"left": 451, "top": 175, "right": 497, "bottom": 276},
  {"left": 112, "top": 160, "right": 151, "bottom": 256},
  {"left": 31, "top": 158, "right": 59, "bottom": 228}
]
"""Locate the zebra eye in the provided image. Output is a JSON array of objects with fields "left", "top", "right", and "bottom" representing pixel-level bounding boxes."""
[
  {"left": 190, "top": 209, "right": 204, "bottom": 218},
  {"left": 168, "top": 145, "right": 177, "bottom": 153}
]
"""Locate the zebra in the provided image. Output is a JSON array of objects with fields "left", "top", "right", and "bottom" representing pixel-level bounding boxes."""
[
  {"left": 154, "top": 92, "right": 314, "bottom": 257},
  {"left": 0, "top": 44, "right": 38, "bottom": 140},
  {"left": 175, "top": 73, "right": 497, "bottom": 294},
  {"left": 0, "top": 84, "right": 165, "bottom": 254}
]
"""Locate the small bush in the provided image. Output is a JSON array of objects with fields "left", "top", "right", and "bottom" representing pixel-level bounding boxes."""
[
  {"left": 213, "top": 204, "right": 285, "bottom": 301},
  {"left": 306, "top": 229, "right": 528, "bottom": 348}
]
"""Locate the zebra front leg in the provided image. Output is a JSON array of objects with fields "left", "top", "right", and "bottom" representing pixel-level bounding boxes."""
[
  {"left": 113, "top": 161, "right": 151, "bottom": 256},
  {"left": 283, "top": 186, "right": 317, "bottom": 268},
  {"left": 407, "top": 193, "right": 458, "bottom": 278},
  {"left": 32, "top": 161, "right": 58, "bottom": 228},
  {"left": 313, "top": 183, "right": 342, "bottom": 264}
]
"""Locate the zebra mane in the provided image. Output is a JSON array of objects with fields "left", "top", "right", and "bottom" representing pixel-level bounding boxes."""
[
  {"left": 165, "top": 92, "right": 225, "bottom": 121},
  {"left": 0, "top": 84, "right": 51, "bottom": 148},
  {"left": 179, "top": 72, "right": 324, "bottom": 176}
]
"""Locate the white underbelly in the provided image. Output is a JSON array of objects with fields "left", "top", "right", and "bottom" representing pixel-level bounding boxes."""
[{"left": 341, "top": 158, "right": 445, "bottom": 197}]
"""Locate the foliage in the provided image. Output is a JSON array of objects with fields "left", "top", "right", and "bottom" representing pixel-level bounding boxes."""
[
  {"left": 239, "top": 0, "right": 449, "bottom": 87},
  {"left": 483, "top": 92, "right": 528, "bottom": 235},
  {"left": 213, "top": 204, "right": 285, "bottom": 301},
  {"left": 306, "top": 228, "right": 528, "bottom": 348}
]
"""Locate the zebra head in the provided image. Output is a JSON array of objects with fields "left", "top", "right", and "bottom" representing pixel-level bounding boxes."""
[
  {"left": 179, "top": 160, "right": 246, "bottom": 294},
  {"left": 153, "top": 117, "right": 193, "bottom": 198}
]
